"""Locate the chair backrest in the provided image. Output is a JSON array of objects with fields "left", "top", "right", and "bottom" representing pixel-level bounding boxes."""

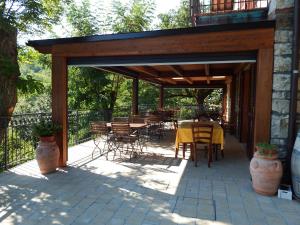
[
  {"left": 173, "top": 120, "right": 178, "bottom": 132},
  {"left": 130, "top": 115, "right": 145, "bottom": 123},
  {"left": 90, "top": 121, "right": 108, "bottom": 135},
  {"left": 145, "top": 115, "right": 162, "bottom": 124},
  {"left": 112, "top": 117, "right": 129, "bottom": 122},
  {"left": 111, "top": 122, "right": 131, "bottom": 137},
  {"left": 192, "top": 123, "right": 213, "bottom": 144}
]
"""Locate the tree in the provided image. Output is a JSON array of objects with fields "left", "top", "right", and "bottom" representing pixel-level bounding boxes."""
[
  {"left": 65, "top": 1, "right": 125, "bottom": 120},
  {"left": 157, "top": 0, "right": 191, "bottom": 29},
  {"left": 158, "top": 0, "right": 221, "bottom": 113},
  {"left": 0, "top": 0, "right": 67, "bottom": 141},
  {"left": 110, "top": 0, "right": 155, "bottom": 33},
  {"left": 65, "top": 0, "right": 156, "bottom": 118}
]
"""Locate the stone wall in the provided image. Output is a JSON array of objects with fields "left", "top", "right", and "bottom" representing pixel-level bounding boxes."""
[
  {"left": 268, "top": 0, "right": 294, "bottom": 162},
  {"left": 297, "top": 48, "right": 300, "bottom": 130}
]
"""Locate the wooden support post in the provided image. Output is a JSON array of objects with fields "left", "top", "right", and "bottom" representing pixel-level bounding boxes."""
[
  {"left": 222, "top": 86, "right": 227, "bottom": 121},
  {"left": 132, "top": 78, "right": 139, "bottom": 115},
  {"left": 230, "top": 76, "right": 236, "bottom": 134},
  {"left": 159, "top": 86, "right": 164, "bottom": 109},
  {"left": 253, "top": 48, "right": 273, "bottom": 145},
  {"left": 225, "top": 77, "right": 232, "bottom": 122},
  {"left": 52, "top": 55, "right": 68, "bottom": 167}
]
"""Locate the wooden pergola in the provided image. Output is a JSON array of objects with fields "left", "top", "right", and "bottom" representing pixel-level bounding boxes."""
[{"left": 28, "top": 21, "right": 275, "bottom": 166}]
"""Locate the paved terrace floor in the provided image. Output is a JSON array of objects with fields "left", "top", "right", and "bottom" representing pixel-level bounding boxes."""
[{"left": 0, "top": 132, "right": 300, "bottom": 225}]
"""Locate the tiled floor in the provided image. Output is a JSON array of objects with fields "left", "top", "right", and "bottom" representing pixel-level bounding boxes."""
[{"left": 0, "top": 132, "right": 300, "bottom": 225}]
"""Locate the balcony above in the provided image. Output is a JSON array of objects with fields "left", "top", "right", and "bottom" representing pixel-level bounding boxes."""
[{"left": 191, "top": 0, "right": 270, "bottom": 26}]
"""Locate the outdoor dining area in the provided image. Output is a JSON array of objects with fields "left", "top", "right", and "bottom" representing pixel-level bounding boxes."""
[{"left": 90, "top": 108, "right": 225, "bottom": 168}]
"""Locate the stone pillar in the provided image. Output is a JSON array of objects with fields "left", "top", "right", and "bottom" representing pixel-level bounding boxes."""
[{"left": 268, "top": 0, "right": 294, "bottom": 162}]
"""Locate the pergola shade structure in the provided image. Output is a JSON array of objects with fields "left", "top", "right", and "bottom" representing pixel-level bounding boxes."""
[{"left": 28, "top": 21, "right": 275, "bottom": 166}]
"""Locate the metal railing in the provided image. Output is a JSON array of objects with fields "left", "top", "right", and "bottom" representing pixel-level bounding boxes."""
[
  {"left": 190, "top": 0, "right": 270, "bottom": 26},
  {"left": 0, "top": 108, "right": 130, "bottom": 171},
  {"left": 0, "top": 104, "right": 221, "bottom": 171}
]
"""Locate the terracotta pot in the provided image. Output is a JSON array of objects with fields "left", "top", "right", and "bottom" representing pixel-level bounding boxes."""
[
  {"left": 36, "top": 136, "right": 59, "bottom": 174},
  {"left": 250, "top": 152, "right": 282, "bottom": 196}
]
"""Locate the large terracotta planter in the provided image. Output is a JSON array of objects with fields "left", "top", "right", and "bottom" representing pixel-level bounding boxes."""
[
  {"left": 250, "top": 152, "right": 282, "bottom": 196},
  {"left": 36, "top": 136, "right": 59, "bottom": 174}
]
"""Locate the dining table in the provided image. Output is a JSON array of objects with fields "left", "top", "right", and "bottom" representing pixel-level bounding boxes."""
[
  {"left": 175, "top": 120, "right": 224, "bottom": 158},
  {"left": 106, "top": 122, "right": 147, "bottom": 129}
]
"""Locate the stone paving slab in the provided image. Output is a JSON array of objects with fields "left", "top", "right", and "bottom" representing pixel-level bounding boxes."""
[{"left": 1, "top": 134, "right": 300, "bottom": 225}]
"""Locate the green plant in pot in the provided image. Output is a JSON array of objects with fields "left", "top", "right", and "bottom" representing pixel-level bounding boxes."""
[
  {"left": 32, "top": 120, "right": 61, "bottom": 174},
  {"left": 33, "top": 120, "right": 61, "bottom": 141},
  {"left": 255, "top": 143, "right": 278, "bottom": 159},
  {"left": 250, "top": 142, "right": 282, "bottom": 196}
]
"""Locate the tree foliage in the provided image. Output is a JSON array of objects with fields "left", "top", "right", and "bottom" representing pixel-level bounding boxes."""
[
  {"left": 111, "top": 0, "right": 155, "bottom": 33},
  {"left": 158, "top": 0, "right": 222, "bottom": 113},
  {"left": 66, "top": 0, "right": 157, "bottom": 116},
  {"left": 158, "top": 0, "right": 191, "bottom": 29},
  {"left": 0, "top": 0, "right": 67, "bottom": 32}
]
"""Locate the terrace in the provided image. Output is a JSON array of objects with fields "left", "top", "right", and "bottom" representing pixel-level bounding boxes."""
[
  {"left": 1, "top": 132, "right": 300, "bottom": 225},
  {"left": 1, "top": 2, "right": 299, "bottom": 224}
]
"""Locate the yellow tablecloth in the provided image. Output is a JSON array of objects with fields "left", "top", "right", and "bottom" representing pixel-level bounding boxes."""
[{"left": 175, "top": 120, "right": 224, "bottom": 149}]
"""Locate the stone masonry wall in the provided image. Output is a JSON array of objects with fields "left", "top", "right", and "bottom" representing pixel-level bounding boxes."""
[
  {"left": 297, "top": 48, "right": 300, "bottom": 130},
  {"left": 268, "top": 0, "right": 294, "bottom": 162}
]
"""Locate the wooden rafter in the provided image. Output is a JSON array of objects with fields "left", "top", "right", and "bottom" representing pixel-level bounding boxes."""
[
  {"left": 96, "top": 67, "right": 162, "bottom": 85},
  {"left": 167, "top": 65, "right": 193, "bottom": 84},
  {"left": 160, "top": 78, "right": 177, "bottom": 85},
  {"left": 131, "top": 66, "right": 159, "bottom": 78},
  {"left": 157, "top": 69, "right": 233, "bottom": 78},
  {"left": 234, "top": 63, "right": 251, "bottom": 74}
]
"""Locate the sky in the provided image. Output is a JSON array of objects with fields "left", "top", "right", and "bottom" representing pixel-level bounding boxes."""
[{"left": 20, "top": 0, "right": 181, "bottom": 45}]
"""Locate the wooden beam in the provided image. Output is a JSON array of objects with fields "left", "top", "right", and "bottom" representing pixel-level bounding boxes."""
[
  {"left": 168, "top": 65, "right": 184, "bottom": 76},
  {"left": 205, "top": 64, "right": 210, "bottom": 84},
  {"left": 160, "top": 78, "right": 177, "bottom": 85},
  {"left": 159, "top": 86, "right": 164, "bottom": 109},
  {"left": 167, "top": 65, "right": 193, "bottom": 84},
  {"left": 95, "top": 67, "right": 136, "bottom": 79},
  {"left": 253, "top": 48, "right": 273, "bottom": 146},
  {"left": 132, "top": 78, "right": 139, "bottom": 115},
  {"left": 97, "top": 67, "right": 162, "bottom": 85},
  {"left": 158, "top": 68, "right": 234, "bottom": 77},
  {"left": 126, "top": 66, "right": 159, "bottom": 78},
  {"left": 52, "top": 28, "right": 274, "bottom": 57},
  {"left": 234, "top": 63, "right": 251, "bottom": 74},
  {"left": 164, "top": 84, "right": 225, "bottom": 89},
  {"left": 52, "top": 55, "right": 68, "bottom": 167}
]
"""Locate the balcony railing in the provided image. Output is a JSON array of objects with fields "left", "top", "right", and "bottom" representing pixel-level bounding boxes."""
[{"left": 190, "top": 0, "right": 270, "bottom": 26}]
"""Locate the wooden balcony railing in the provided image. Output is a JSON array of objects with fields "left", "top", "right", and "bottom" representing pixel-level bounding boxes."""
[{"left": 190, "top": 0, "right": 270, "bottom": 26}]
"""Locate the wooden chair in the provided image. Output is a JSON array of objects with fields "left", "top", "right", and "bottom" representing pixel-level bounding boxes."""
[
  {"left": 112, "top": 117, "right": 129, "bottom": 122},
  {"left": 174, "top": 120, "right": 192, "bottom": 159},
  {"left": 111, "top": 122, "right": 140, "bottom": 159},
  {"left": 145, "top": 115, "right": 163, "bottom": 140},
  {"left": 191, "top": 123, "right": 214, "bottom": 167},
  {"left": 90, "top": 121, "right": 110, "bottom": 158},
  {"left": 130, "top": 115, "right": 145, "bottom": 123}
]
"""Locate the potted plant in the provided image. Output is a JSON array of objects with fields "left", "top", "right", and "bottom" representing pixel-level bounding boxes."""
[
  {"left": 32, "top": 120, "right": 61, "bottom": 174},
  {"left": 250, "top": 143, "right": 283, "bottom": 196}
]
